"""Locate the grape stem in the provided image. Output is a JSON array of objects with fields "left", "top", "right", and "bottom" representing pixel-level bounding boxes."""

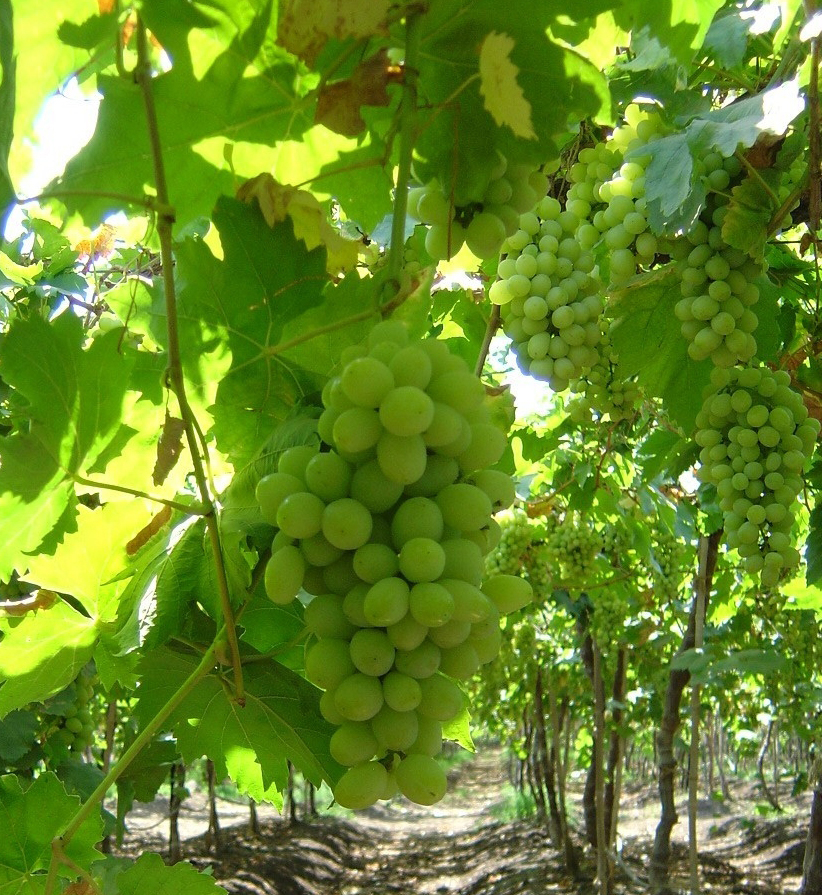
[
  {"left": 72, "top": 473, "right": 208, "bottom": 515},
  {"left": 134, "top": 17, "right": 245, "bottom": 704},
  {"left": 387, "top": 10, "right": 423, "bottom": 285},
  {"left": 474, "top": 304, "right": 501, "bottom": 376}
]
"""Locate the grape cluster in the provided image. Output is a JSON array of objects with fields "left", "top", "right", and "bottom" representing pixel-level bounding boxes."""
[
  {"left": 672, "top": 172, "right": 764, "bottom": 367},
  {"left": 567, "top": 324, "right": 642, "bottom": 422},
  {"left": 484, "top": 508, "right": 532, "bottom": 577},
  {"left": 50, "top": 669, "right": 97, "bottom": 754},
  {"left": 542, "top": 516, "right": 603, "bottom": 586},
  {"left": 489, "top": 196, "right": 604, "bottom": 390},
  {"left": 408, "top": 154, "right": 549, "bottom": 261},
  {"left": 255, "top": 320, "right": 531, "bottom": 809},
  {"left": 650, "top": 526, "right": 690, "bottom": 600},
  {"left": 564, "top": 105, "right": 666, "bottom": 286},
  {"left": 589, "top": 590, "right": 630, "bottom": 651},
  {"left": 695, "top": 365, "right": 820, "bottom": 587}
]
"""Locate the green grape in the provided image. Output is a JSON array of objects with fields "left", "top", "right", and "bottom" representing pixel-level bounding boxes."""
[
  {"left": 394, "top": 639, "right": 441, "bottom": 678},
  {"left": 332, "top": 407, "right": 383, "bottom": 455},
  {"left": 427, "top": 617, "right": 472, "bottom": 648},
  {"left": 398, "top": 538, "right": 447, "bottom": 583},
  {"left": 377, "top": 432, "right": 428, "bottom": 484},
  {"left": 391, "top": 497, "right": 444, "bottom": 545},
  {"left": 330, "top": 722, "right": 380, "bottom": 766},
  {"left": 340, "top": 357, "right": 395, "bottom": 408},
  {"left": 323, "top": 553, "right": 361, "bottom": 596},
  {"left": 387, "top": 612, "right": 429, "bottom": 650},
  {"left": 277, "top": 444, "right": 318, "bottom": 478},
  {"left": 305, "top": 451, "right": 353, "bottom": 502},
  {"left": 417, "top": 674, "right": 464, "bottom": 721},
  {"left": 438, "top": 641, "right": 480, "bottom": 679},
  {"left": 322, "top": 498, "right": 373, "bottom": 550},
  {"left": 305, "top": 639, "right": 356, "bottom": 690},
  {"left": 362, "top": 577, "right": 410, "bottom": 627},
  {"left": 371, "top": 705, "right": 419, "bottom": 751},
  {"left": 426, "top": 371, "right": 486, "bottom": 415},
  {"left": 264, "top": 546, "right": 305, "bottom": 604},
  {"left": 482, "top": 574, "right": 534, "bottom": 614},
  {"left": 440, "top": 538, "right": 485, "bottom": 585},
  {"left": 382, "top": 671, "right": 423, "bottom": 712},
  {"left": 421, "top": 402, "right": 465, "bottom": 448},
  {"left": 256, "top": 472, "right": 304, "bottom": 525},
  {"left": 349, "top": 459, "right": 405, "bottom": 513},
  {"left": 470, "top": 625, "right": 503, "bottom": 664},
  {"left": 409, "top": 581, "right": 455, "bottom": 627},
  {"left": 407, "top": 715, "right": 443, "bottom": 757},
  {"left": 389, "top": 345, "right": 433, "bottom": 389},
  {"left": 456, "top": 424, "right": 507, "bottom": 473},
  {"left": 466, "top": 211, "right": 507, "bottom": 258},
  {"left": 304, "top": 594, "right": 357, "bottom": 639},
  {"left": 395, "top": 754, "right": 448, "bottom": 806},
  {"left": 349, "top": 628, "right": 396, "bottom": 676},
  {"left": 334, "top": 760, "right": 389, "bottom": 810},
  {"left": 353, "top": 543, "right": 400, "bottom": 584},
  {"left": 425, "top": 222, "right": 466, "bottom": 260},
  {"left": 416, "top": 188, "right": 453, "bottom": 226},
  {"left": 436, "top": 484, "right": 493, "bottom": 532},
  {"left": 275, "top": 491, "right": 325, "bottom": 540},
  {"left": 379, "top": 386, "right": 435, "bottom": 437},
  {"left": 334, "top": 673, "right": 385, "bottom": 721},
  {"left": 300, "top": 532, "right": 344, "bottom": 567},
  {"left": 442, "top": 578, "right": 494, "bottom": 623},
  {"left": 405, "top": 455, "right": 461, "bottom": 498}
]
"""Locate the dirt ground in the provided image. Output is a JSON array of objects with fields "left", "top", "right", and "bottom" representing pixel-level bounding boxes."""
[{"left": 114, "top": 751, "right": 812, "bottom": 895}]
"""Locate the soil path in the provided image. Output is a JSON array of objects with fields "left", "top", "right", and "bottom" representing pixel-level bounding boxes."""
[{"left": 115, "top": 750, "right": 811, "bottom": 895}]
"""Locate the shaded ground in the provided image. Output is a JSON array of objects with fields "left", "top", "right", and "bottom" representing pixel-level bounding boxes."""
[{"left": 115, "top": 752, "right": 812, "bottom": 895}]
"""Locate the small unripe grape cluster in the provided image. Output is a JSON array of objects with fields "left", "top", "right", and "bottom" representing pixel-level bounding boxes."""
[
  {"left": 649, "top": 526, "right": 690, "bottom": 601},
  {"left": 255, "top": 319, "right": 532, "bottom": 809},
  {"left": 489, "top": 196, "right": 604, "bottom": 391},
  {"left": 567, "top": 325, "right": 641, "bottom": 422},
  {"left": 542, "top": 516, "right": 603, "bottom": 586},
  {"left": 484, "top": 508, "right": 532, "bottom": 577},
  {"left": 408, "top": 154, "right": 549, "bottom": 261},
  {"left": 695, "top": 365, "right": 820, "bottom": 587},
  {"left": 589, "top": 589, "right": 631, "bottom": 650},
  {"left": 51, "top": 669, "right": 97, "bottom": 753}
]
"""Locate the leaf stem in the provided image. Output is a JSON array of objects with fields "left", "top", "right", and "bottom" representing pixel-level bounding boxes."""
[
  {"left": 387, "top": 10, "right": 423, "bottom": 284},
  {"left": 47, "top": 641, "right": 219, "bottom": 888},
  {"left": 474, "top": 304, "right": 501, "bottom": 376},
  {"left": 734, "top": 149, "right": 781, "bottom": 206},
  {"left": 72, "top": 474, "right": 207, "bottom": 515},
  {"left": 134, "top": 17, "right": 244, "bottom": 703}
]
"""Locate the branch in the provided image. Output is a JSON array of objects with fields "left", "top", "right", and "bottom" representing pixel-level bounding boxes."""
[
  {"left": 72, "top": 474, "right": 207, "bottom": 515},
  {"left": 388, "top": 11, "right": 423, "bottom": 284},
  {"left": 474, "top": 304, "right": 501, "bottom": 376},
  {"left": 134, "top": 18, "right": 244, "bottom": 703}
]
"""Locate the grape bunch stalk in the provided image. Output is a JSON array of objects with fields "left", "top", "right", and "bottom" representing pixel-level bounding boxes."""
[{"left": 255, "top": 319, "right": 532, "bottom": 809}]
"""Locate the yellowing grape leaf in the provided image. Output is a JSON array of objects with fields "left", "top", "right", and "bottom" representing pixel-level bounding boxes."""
[
  {"left": 237, "top": 173, "right": 359, "bottom": 275},
  {"left": 315, "top": 50, "right": 401, "bottom": 137},
  {"left": 278, "top": 0, "right": 390, "bottom": 65},
  {"left": 479, "top": 32, "right": 536, "bottom": 141}
]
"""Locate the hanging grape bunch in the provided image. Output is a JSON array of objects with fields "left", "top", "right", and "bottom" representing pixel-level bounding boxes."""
[
  {"left": 407, "top": 153, "right": 549, "bottom": 261},
  {"left": 488, "top": 195, "right": 604, "bottom": 391},
  {"left": 695, "top": 365, "right": 820, "bottom": 587},
  {"left": 255, "top": 319, "right": 532, "bottom": 810}
]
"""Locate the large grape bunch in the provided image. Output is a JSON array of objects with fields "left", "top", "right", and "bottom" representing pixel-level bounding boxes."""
[
  {"left": 489, "top": 196, "right": 605, "bottom": 391},
  {"left": 542, "top": 514, "right": 603, "bottom": 586},
  {"left": 484, "top": 508, "right": 532, "bottom": 577},
  {"left": 564, "top": 104, "right": 667, "bottom": 286},
  {"left": 408, "top": 154, "right": 550, "bottom": 261},
  {"left": 254, "top": 319, "right": 532, "bottom": 810},
  {"left": 695, "top": 365, "right": 820, "bottom": 587}
]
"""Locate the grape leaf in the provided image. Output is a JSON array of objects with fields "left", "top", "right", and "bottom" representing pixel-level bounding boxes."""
[
  {"left": 0, "top": 711, "right": 39, "bottom": 763},
  {"left": 702, "top": 9, "right": 757, "bottom": 68},
  {"left": 0, "top": 773, "right": 103, "bottom": 886},
  {"left": 639, "top": 81, "right": 805, "bottom": 236},
  {"left": 415, "top": 0, "right": 609, "bottom": 204},
  {"left": 110, "top": 517, "right": 208, "bottom": 656},
  {"left": 479, "top": 33, "right": 536, "bottom": 140},
  {"left": 0, "top": 603, "right": 96, "bottom": 717},
  {"left": 0, "top": 316, "right": 134, "bottom": 578},
  {"left": 721, "top": 169, "right": 782, "bottom": 261},
  {"left": 277, "top": 0, "right": 390, "bottom": 65},
  {"left": 615, "top": 0, "right": 725, "bottom": 66},
  {"left": 238, "top": 594, "right": 305, "bottom": 663},
  {"left": 23, "top": 502, "right": 154, "bottom": 624},
  {"left": 806, "top": 504, "right": 822, "bottom": 587},
  {"left": 110, "top": 853, "right": 227, "bottom": 895},
  {"left": 135, "top": 649, "right": 343, "bottom": 803},
  {"left": 314, "top": 141, "right": 393, "bottom": 232},
  {"left": 609, "top": 269, "right": 712, "bottom": 432},
  {"left": 176, "top": 198, "right": 328, "bottom": 467},
  {"left": 55, "top": 0, "right": 315, "bottom": 228}
]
